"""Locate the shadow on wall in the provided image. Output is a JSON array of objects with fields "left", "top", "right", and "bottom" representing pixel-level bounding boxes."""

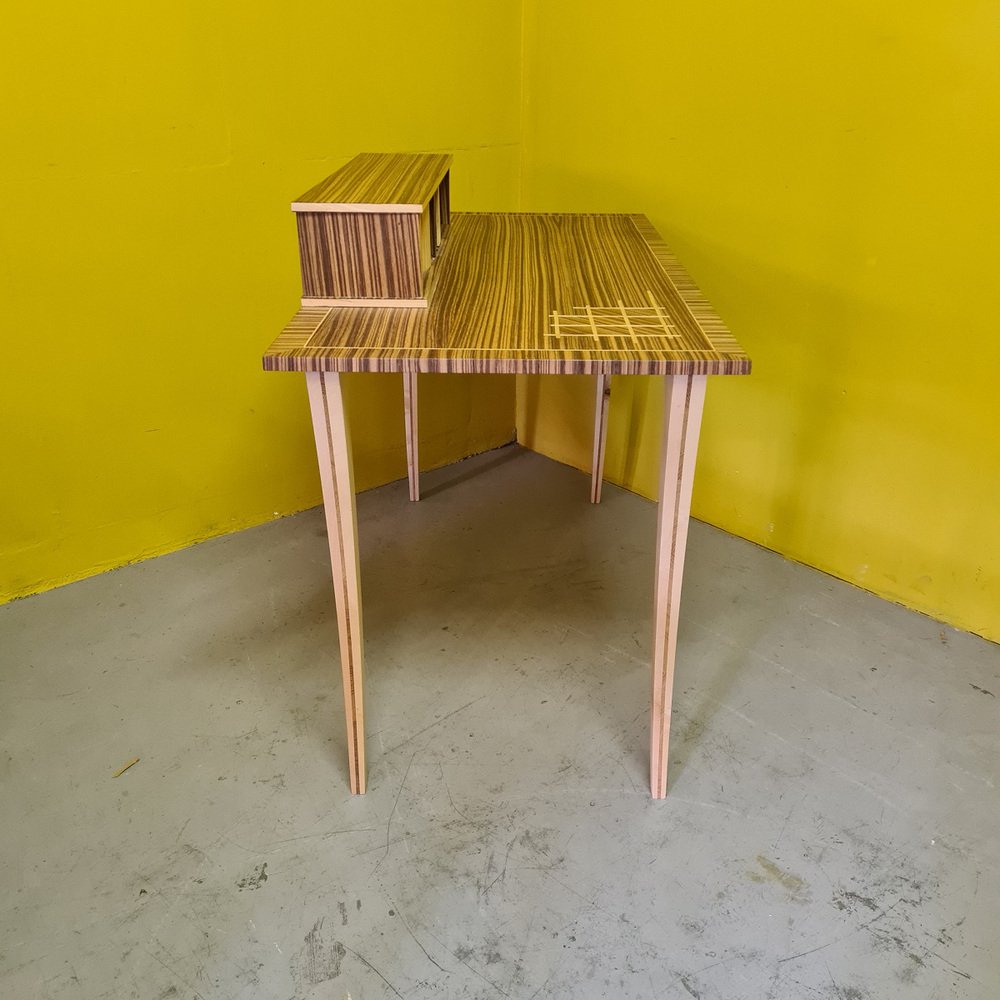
[
  {"left": 341, "top": 371, "right": 516, "bottom": 494},
  {"left": 517, "top": 373, "right": 656, "bottom": 499}
]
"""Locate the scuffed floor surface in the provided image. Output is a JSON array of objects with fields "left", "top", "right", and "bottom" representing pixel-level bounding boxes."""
[{"left": 2, "top": 446, "right": 997, "bottom": 999}]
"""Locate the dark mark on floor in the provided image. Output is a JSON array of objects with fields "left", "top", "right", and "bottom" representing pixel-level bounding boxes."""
[
  {"left": 388, "top": 899, "right": 447, "bottom": 973},
  {"left": 344, "top": 944, "right": 405, "bottom": 999},
  {"left": 928, "top": 949, "right": 972, "bottom": 980},
  {"left": 833, "top": 890, "right": 879, "bottom": 913},
  {"left": 834, "top": 987, "right": 869, "bottom": 1000},
  {"left": 377, "top": 752, "right": 416, "bottom": 869},
  {"left": 970, "top": 683, "right": 995, "bottom": 697},
  {"left": 337, "top": 900, "right": 348, "bottom": 926},
  {"left": 679, "top": 975, "right": 701, "bottom": 998},
  {"left": 289, "top": 918, "right": 346, "bottom": 994},
  {"left": 236, "top": 863, "right": 268, "bottom": 891},
  {"left": 871, "top": 929, "right": 927, "bottom": 970}
]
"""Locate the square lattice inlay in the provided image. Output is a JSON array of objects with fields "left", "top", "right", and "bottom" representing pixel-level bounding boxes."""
[{"left": 547, "top": 291, "right": 680, "bottom": 347}]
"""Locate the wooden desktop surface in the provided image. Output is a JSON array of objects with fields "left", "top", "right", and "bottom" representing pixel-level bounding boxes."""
[
  {"left": 292, "top": 152, "right": 453, "bottom": 213},
  {"left": 264, "top": 212, "right": 750, "bottom": 376}
]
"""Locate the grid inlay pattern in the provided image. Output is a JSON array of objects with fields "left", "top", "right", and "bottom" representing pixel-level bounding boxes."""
[{"left": 545, "top": 291, "right": 714, "bottom": 351}]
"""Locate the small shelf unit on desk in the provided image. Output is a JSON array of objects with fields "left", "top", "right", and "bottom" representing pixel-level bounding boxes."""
[{"left": 292, "top": 151, "right": 451, "bottom": 309}]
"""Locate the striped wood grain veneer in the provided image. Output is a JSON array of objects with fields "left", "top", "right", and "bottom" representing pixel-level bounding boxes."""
[
  {"left": 265, "top": 213, "right": 751, "bottom": 376},
  {"left": 297, "top": 213, "right": 422, "bottom": 300},
  {"left": 292, "top": 152, "right": 453, "bottom": 213},
  {"left": 293, "top": 153, "right": 453, "bottom": 306}
]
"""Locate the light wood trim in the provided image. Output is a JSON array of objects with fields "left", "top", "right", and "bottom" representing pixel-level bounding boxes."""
[
  {"left": 293, "top": 202, "right": 424, "bottom": 215},
  {"left": 305, "top": 371, "right": 367, "bottom": 794},
  {"left": 293, "top": 152, "right": 453, "bottom": 213},
  {"left": 650, "top": 374, "right": 707, "bottom": 799},
  {"left": 301, "top": 297, "right": 428, "bottom": 310},
  {"left": 591, "top": 373, "right": 612, "bottom": 503},
  {"left": 111, "top": 757, "right": 140, "bottom": 778},
  {"left": 403, "top": 371, "right": 419, "bottom": 502}
]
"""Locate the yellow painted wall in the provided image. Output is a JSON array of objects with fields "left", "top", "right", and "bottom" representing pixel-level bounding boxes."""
[
  {"left": 5, "top": 1, "right": 998, "bottom": 643},
  {"left": 0, "top": 1, "right": 519, "bottom": 602},
  {"left": 517, "top": 2, "right": 1000, "bottom": 640}
]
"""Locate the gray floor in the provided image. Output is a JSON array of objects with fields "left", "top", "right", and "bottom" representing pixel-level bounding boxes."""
[{"left": 2, "top": 446, "right": 997, "bottom": 1000}]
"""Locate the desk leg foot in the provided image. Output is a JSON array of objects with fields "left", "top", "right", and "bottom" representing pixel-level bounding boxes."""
[
  {"left": 591, "top": 373, "right": 611, "bottom": 503},
  {"left": 403, "top": 371, "right": 420, "bottom": 502},
  {"left": 650, "top": 374, "right": 707, "bottom": 799},
  {"left": 306, "top": 371, "right": 367, "bottom": 794}
]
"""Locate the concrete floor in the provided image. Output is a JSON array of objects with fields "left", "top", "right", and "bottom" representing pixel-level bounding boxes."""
[{"left": 2, "top": 446, "right": 998, "bottom": 1000}]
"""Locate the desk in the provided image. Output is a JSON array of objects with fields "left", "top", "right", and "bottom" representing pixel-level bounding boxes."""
[{"left": 265, "top": 190, "right": 749, "bottom": 798}]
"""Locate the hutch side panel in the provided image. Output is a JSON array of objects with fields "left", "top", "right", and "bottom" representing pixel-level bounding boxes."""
[{"left": 296, "top": 212, "right": 422, "bottom": 300}]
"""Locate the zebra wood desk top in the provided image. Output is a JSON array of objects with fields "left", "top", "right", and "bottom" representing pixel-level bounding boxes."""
[
  {"left": 292, "top": 152, "right": 452, "bottom": 213},
  {"left": 263, "top": 212, "right": 750, "bottom": 376}
]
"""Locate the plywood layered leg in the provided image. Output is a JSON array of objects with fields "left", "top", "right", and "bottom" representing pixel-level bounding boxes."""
[
  {"left": 591, "top": 373, "right": 612, "bottom": 503},
  {"left": 403, "top": 371, "right": 419, "bottom": 502},
  {"left": 305, "top": 371, "right": 367, "bottom": 794},
  {"left": 650, "top": 374, "right": 707, "bottom": 799}
]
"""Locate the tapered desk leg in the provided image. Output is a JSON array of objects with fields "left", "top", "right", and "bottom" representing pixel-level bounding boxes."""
[
  {"left": 591, "top": 373, "right": 612, "bottom": 503},
  {"left": 305, "top": 371, "right": 367, "bottom": 794},
  {"left": 650, "top": 374, "right": 707, "bottom": 799},
  {"left": 403, "top": 371, "right": 419, "bottom": 502}
]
